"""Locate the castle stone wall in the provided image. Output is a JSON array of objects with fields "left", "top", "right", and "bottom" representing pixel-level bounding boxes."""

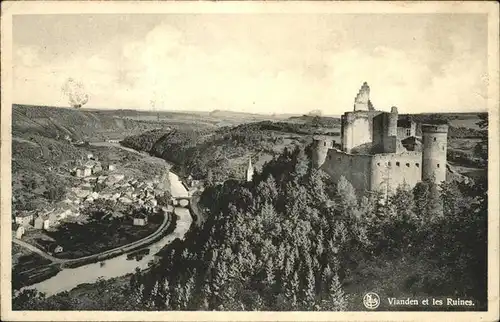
[
  {"left": 422, "top": 124, "right": 448, "bottom": 184},
  {"left": 321, "top": 149, "right": 373, "bottom": 196},
  {"left": 397, "top": 122, "right": 416, "bottom": 140},
  {"left": 372, "top": 111, "right": 398, "bottom": 153},
  {"left": 372, "top": 112, "right": 387, "bottom": 152},
  {"left": 370, "top": 151, "right": 422, "bottom": 195},
  {"left": 312, "top": 138, "right": 334, "bottom": 168}
]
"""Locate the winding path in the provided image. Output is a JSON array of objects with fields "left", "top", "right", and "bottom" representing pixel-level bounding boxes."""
[
  {"left": 13, "top": 239, "right": 63, "bottom": 263},
  {"left": 13, "top": 209, "right": 171, "bottom": 267},
  {"left": 14, "top": 141, "right": 195, "bottom": 270}
]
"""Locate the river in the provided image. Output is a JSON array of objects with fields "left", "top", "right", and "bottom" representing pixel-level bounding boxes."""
[{"left": 23, "top": 148, "right": 193, "bottom": 297}]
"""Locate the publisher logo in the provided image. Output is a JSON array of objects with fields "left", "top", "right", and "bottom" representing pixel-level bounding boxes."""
[{"left": 363, "top": 292, "right": 380, "bottom": 310}]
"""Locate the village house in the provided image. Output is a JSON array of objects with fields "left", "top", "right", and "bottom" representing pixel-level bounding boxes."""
[
  {"left": 108, "top": 164, "right": 116, "bottom": 171},
  {"left": 119, "top": 196, "right": 133, "bottom": 204},
  {"left": 48, "top": 244, "right": 64, "bottom": 254},
  {"left": 43, "top": 216, "right": 51, "bottom": 229},
  {"left": 34, "top": 213, "right": 52, "bottom": 230},
  {"left": 14, "top": 224, "right": 25, "bottom": 239},
  {"left": 83, "top": 175, "right": 97, "bottom": 182},
  {"left": 93, "top": 163, "right": 103, "bottom": 174},
  {"left": 133, "top": 214, "right": 148, "bottom": 226},
  {"left": 15, "top": 212, "right": 34, "bottom": 226},
  {"left": 34, "top": 215, "right": 45, "bottom": 229},
  {"left": 83, "top": 167, "right": 92, "bottom": 177}
]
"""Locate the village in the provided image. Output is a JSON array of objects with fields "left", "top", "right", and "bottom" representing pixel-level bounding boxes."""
[{"left": 12, "top": 150, "right": 196, "bottom": 258}]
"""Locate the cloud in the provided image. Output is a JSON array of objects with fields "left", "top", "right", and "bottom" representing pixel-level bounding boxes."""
[{"left": 13, "top": 17, "right": 487, "bottom": 114}]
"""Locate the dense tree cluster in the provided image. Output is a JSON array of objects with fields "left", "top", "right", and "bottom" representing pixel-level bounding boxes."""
[
  {"left": 121, "top": 123, "right": 309, "bottom": 182},
  {"left": 106, "top": 144, "right": 487, "bottom": 310},
  {"left": 13, "top": 115, "right": 488, "bottom": 311}
]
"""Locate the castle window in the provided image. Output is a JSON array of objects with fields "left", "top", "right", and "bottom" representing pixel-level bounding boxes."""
[
  {"left": 324, "top": 142, "right": 327, "bottom": 146},
  {"left": 388, "top": 162, "right": 391, "bottom": 166},
  {"left": 406, "top": 163, "right": 410, "bottom": 167},
  {"left": 416, "top": 163, "right": 419, "bottom": 167},
  {"left": 406, "top": 129, "right": 411, "bottom": 136},
  {"left": 433, "top": 137, "right": 437, "bottom": 141},
  {"left": 437, "top": 163, "right": 440, "bottom": 168},
  {"left": 396, "top": 162, "right": 400, "bottom": 166},
  {"left": 377, "top": 162, "right": 380, "bottom": 166}
]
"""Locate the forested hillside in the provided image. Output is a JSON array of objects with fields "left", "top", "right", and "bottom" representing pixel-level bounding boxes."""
[
  {"left": 11, "top": 104, "right": 168, "bottom": 213},
  {"left": 120, "top": 122, "right": 319, "bottom": 182},
  {"left": 12, "top": 110, "right": 488, "bottom": 311},
  {"left": 15, "top": 136, "right": 488, "bottom": 310}
]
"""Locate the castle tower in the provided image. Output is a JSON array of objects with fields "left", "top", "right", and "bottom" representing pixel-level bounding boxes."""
[
  {"left": 388, "top": 106, "right": 398, "bottom": 137},
  {"left": 383, "top": 106, "right": 399, "bottom": 153},
  {"left": 421, "top": 124, "right": 448, "bottom": 184},
  {"left": 312, "top": 137, "right": 332, "bottom": 168},
  {"left": 246, "top": 157, "right": 254, "bottom": 182}
]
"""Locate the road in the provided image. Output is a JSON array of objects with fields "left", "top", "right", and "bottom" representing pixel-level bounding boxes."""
[
  {"left": 13, "top": 239, "right": 64, "bottom": 263},
  {"left": 14, "top": 141, "right": 194, "bottom": 268},
  {"left": 13, "top": 208, "right": 172, "bottom": 267}
]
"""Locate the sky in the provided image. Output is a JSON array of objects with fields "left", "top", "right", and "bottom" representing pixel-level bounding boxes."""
[{"left": 13, "top": 13, "right": 488, "bottom": 115}]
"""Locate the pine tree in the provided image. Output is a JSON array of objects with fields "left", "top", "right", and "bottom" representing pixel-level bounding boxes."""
[
  {"left": 302, "top": 265, "right": 316, "bottom": 310},
  {"left": 327, "top": 273, "right": 347, "bottom": 311},
  {"left": 320, "top": 265, "right": 333, "bottom": 293},
  {"left": 336, "top": 176, "right": 358, "bottom": 214}
]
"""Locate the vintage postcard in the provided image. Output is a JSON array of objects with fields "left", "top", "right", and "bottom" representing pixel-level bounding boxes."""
[{"left": 1, "top": 1, "right": 499, "bottom": 321}]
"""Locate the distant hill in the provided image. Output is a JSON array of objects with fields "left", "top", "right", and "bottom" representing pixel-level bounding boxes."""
[
  {"left": 208, "top": 109, "right": 268, "bottom": 118},
  {"left": 12, "top": 104, "right": 167, "bottom": 142},
  {"left": 288, "top": 115, "right": 341, "bottom": 127},
  {"left": 11, "top": 104, "right": 172, "bottom": 215}
]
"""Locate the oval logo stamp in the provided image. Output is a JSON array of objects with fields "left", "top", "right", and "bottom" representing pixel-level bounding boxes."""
[{"left": 363, "top": 292, "right": 381, "bottom": 310}]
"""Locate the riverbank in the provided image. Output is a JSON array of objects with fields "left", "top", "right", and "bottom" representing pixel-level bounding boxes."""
[
  {"left": 14, "top": 141, "right": 193, "bottom": 298},
  {"left": 62, "top": 213, "right": 176, "bottom": 269},
  {"left": 14, "top": 210, "right": 177, "bottom": 289}
]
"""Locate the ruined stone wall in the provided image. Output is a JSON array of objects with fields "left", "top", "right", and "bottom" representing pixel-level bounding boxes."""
[
  {"left": 370, "top": 151, "right": 422, "bottom": 195},
  {"left": 372, "top": 111, "right": 398, "bottom": 153},
  {"left": 321, "top": 149, "right": 373, "bottom": 197},
  {"left": 397, "top": 122, "right": 417, "bottom": 140},
  {"left": 372, "top": 113, "right": 388, "bottom": 152},
  {"left": 354, "top": 82, "right": 371, "bottom": 111},
  {"left": 342, "top": 112, "right": 372, "bottom": 153}
]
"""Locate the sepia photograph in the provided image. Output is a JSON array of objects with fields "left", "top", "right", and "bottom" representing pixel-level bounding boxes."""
[{"left": 1, "top": 1, "right": 499, "bottom": 321}]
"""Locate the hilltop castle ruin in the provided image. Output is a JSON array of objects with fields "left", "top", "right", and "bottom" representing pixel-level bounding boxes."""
[{"left": 313, "top": 82, "right": 448, "bottom": 198}]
